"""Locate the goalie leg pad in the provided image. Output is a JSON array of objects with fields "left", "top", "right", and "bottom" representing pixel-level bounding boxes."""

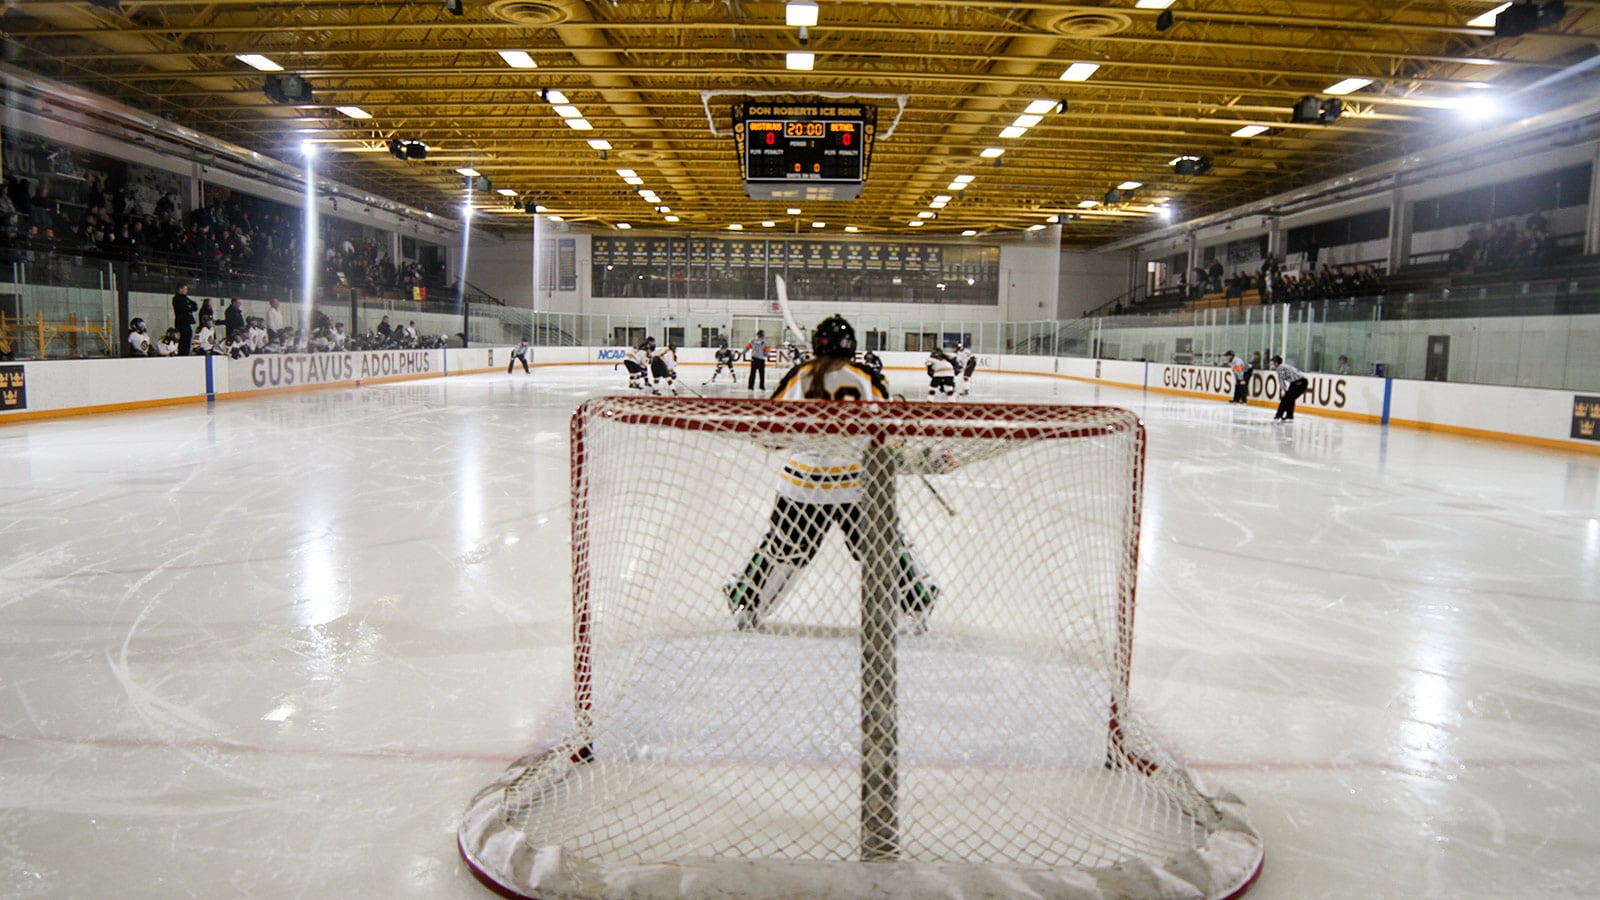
[
  {"left": 725, "top": 498, "right": 827, "bottom": 619},
  {"left": 895, "top": 538, "right": 940, "bottom": 615}
]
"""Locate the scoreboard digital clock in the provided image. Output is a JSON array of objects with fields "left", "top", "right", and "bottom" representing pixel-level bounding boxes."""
[{"left": 734, "top": 101, "right": 877, "bottom": 201}]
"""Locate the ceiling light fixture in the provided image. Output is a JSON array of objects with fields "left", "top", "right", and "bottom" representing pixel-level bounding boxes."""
[
  {"left": 1024, "top": 100, "right": 1058, "bottom": 115},
  {"left": 786, "top": 51, "right": 815, "bottom": 71},
  {"left": 1467, "top": 2, "right": 1511, "bottom": 27},
  {"left": 497, "top": 50, "right": 537, "bottom": 69},
  {"left": 1324, "top": 78, "right": 1373, "bottom": 95},
  {"left": 980, "top": 147, "right": 1005, "bottom": 158},
  {"left": 1232, "top": 124, "right": 1270, "bottom": 137},
  {"left": 236, "top": 54, "right": 282, "bottom": 71},
  {"left": 335, "top": 106, "right": 371, "bottom": 119},
  {"left": 1060, "top": 62, "right": 1100, "bottom": 82},
  {"left": 786, "top": 0, "right": 819, "bottom": 27}
]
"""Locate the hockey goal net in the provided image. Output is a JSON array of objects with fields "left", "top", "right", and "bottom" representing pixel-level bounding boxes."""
[{"left": 459, "top": 396, "right": 1262, "bottom": 900}]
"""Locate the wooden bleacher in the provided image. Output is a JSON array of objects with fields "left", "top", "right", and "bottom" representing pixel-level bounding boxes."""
[{"left": 1190, "top": 290, "right": 1261, "bottom": 310}]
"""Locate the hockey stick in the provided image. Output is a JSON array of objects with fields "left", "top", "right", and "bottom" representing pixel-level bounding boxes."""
[
  {"left": 773, "top": 275, "right": 807, "bottom": 346},
  {"left": 894, "top": 393, "right": 958, "bottom": 518}
]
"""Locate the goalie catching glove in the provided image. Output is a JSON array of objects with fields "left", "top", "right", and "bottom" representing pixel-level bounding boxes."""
[{"left": 907, "top": 447, "right": 960, "bottom": 475}]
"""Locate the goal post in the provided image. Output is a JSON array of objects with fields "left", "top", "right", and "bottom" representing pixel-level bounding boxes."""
[{"left": 459, "top": 396, "right": 1263, "bottom": 900}]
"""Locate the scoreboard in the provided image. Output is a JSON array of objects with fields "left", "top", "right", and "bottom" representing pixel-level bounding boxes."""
[{"left": 734, "top": 101, "right": 877, "bottom": 201}]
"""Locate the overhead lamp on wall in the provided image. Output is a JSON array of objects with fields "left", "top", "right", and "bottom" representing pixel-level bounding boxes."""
[
  {"left": 444, "top": 0, "right": 464, "bottom": 15},
  {"left": 1172, "top": 155, "right": 1211, "bottom": 176}
]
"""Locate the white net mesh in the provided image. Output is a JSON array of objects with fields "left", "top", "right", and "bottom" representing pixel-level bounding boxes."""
[{"left": 459, "top": 397, "right": 1262, "bottom": 900}]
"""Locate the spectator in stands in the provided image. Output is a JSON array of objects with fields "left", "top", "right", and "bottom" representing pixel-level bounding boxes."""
[
  {"left": 28, "top": 184, "right": 54, "bottom": 234},
  {"left": 224, "top": 297, "right": 246, "bottom": 340},
  {"left": 171, "top": 283, "right": 197, "bottom": 356},
  {"left": 1207, "top": 259, "right": 1224, "bottom": 292},
  {"left": 1454, "top": 225, "right": 1486, "bottom": 272}
]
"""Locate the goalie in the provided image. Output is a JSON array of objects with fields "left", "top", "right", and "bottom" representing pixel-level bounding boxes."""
[{"left": 723, "top": 315, "right": 945, "bottom": 634}]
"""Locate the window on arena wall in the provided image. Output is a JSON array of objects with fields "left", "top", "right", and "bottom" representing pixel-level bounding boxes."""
[
  {"left": 590, "top": 236, "right": 1000, "bottom": 305},
  {"left": 1286, "top": 209, "right": 1390, "bottom": 260},
  {"left": 1410, "top": 164, "right": 1591, "bottom": 233}
]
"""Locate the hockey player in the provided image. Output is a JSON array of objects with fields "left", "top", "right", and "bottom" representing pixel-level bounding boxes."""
[
  {"left": 649, "top": 341, "right": 680, "bottom": 394},
  {"left": 724, "top": 315, "right": 943, "bottom": 634},
  {"left": 622, "top": 339, "right": 652, "bottom": 390},
  {"left": 926, "top": 346, "right": 957, "bottom": 400},
  {"left": 126, "top": 318, "right": 151, "bottom": 357},
  {"left": 952, "top": 344, "right": 975, "bottom": 396},
  {"left": 705, "top": 343, "right": 738, "bottom": 384}
]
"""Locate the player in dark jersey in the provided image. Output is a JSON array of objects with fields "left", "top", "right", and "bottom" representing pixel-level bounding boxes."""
[{"left": 705, "top": 343, "right": 739, "bottom": 384}]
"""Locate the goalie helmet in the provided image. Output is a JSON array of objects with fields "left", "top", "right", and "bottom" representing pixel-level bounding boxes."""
[{"left": 812, "top": 315, "right": 856, "bottom": 359}]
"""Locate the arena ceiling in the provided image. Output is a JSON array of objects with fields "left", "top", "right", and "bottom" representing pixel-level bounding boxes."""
[{"left": 5, "top": 1, "right": 1600, "bottom": 245}]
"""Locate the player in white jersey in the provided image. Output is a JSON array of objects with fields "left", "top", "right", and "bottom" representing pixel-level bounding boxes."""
[
  {"left": 925, "top": 347, "right": 957, "bottom": 400},
  {"left": 126, "top": 318, "right": 151, "bottom": 357},
  {"left": 952, "top": 344, "right": 974, "bottom": 396},
  {"left": 724, "top": 315, "right": 943, "bottom": 633},
  {"left": 649, "top": 342, "right": 680, "bottom": 394},
  {"left": 622, "top": 339, "right": 652, "bottom": 390}
]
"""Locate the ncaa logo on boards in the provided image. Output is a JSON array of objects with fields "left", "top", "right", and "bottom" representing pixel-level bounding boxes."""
[{"left": 597, "top": 348, "right": 626, "bottom": 360}]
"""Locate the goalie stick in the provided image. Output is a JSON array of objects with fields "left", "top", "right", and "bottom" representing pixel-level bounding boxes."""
[{"left": 895, "top": 393, "right": 958, "bottom": 518}]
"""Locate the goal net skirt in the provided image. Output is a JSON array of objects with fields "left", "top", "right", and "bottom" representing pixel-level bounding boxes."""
[{"left": 458, "top": 397, "right": 1263, "bottom": 899}]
